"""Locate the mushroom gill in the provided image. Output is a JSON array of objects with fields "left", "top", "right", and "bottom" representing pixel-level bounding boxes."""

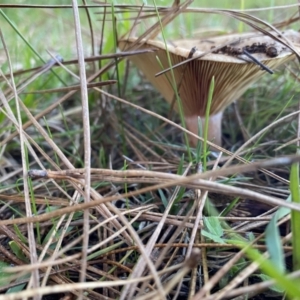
[{"left": 119, "top": 30, "right": 300, "bottom": 147}]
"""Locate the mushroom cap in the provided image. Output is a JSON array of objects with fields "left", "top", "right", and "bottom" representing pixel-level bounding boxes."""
[{"left": 119, "top": 30, "right": 300, "bottom": 117}]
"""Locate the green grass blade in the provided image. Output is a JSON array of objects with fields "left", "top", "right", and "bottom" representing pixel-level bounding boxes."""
[
  {"left": 290, "top": 163, "right": 300, "bottom": 271},
  {"left": 265, "top": 206, "right": 288, "bottom": 273},
  {"left": 229, "top": 240, "right": 300, "bottom": 298},
  {"left": 203, "top": 76, "right": 214, "bottom": 171}
]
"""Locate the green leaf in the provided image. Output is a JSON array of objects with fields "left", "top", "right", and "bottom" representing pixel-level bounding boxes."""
[
  {"left": 202, "top": 217, "right": 225, "bottom": 243},
  {"left": 256, "top": 274, "right": 284, "bottom": 293},
  {"left": 13, "top": 224, "right": 27, "bottom": 244},
  {"left": 290, "top": 163, "right": 300, "bottom": 271},
  {"left": 0, "top": 261, "right": 12, "bottom": 286},
  {"left": 158, "top": 189, "right": 168, "bottom": 209},
  {"left": 265, "top": 196, "right": 290, "bottom": 273},
  {"left": 201, "top": 230, "right": 225, "bottom": 244},
  {"left": 204, "top": 217, "right": 223, "bottom": 237},
  {"left": 9, "top": 241, "right": 27, "bottom": 262},
  {"left": 231, "top": 240, "right": 300, "bottom": 299}
]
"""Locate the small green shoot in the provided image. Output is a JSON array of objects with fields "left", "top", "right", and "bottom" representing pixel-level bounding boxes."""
[
  {"left": 13, "top": 224, "right": 27, "bottom": 244},
  {"left": 220, "top": 197, "right": 240, "bottom": 217},
  {"left": 195, "top": 117, "right": 203, "bottom": 163},
  {"left": 203, "top": 76, "right": 214, "bottom": 171},
  {"left": 9, "top": 241, "right": 28, "bottom": 262},
  {"left": 0, "top": 260, "right": 28, "bottom": 293},
  {"left": 158, "top": 189, "right": 168, "bottom": 209},
  {"left": 202, "top": 216, "right": 225, "bottom": 244}
]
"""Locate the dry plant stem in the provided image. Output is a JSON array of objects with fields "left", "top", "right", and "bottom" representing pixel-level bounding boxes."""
[
  {"left": 233, "top": 101, "right": 250, "bottom": 141},
  {"left": 145, "top": 200, "right": 200, "bottom": 297},
  {"left": 0, "top": 99, "right": 55, "bottom": 173},
  {"left": 123, "top": 121, "right": 169, "bottom": 163},
  {"left": 0, "top": 106, "right": 79, "bottom": 292},
  {"left": 72, "top": 1, "right": 91, "bottom": 290},
  {"left": 0, "top": 264, "right": 183, "bottom": 300},
  {"left": 213, "top": 255, "right": 270, "bottom": 300},
  {"left": 185, "top": 112, "right": 223, "bottom": 146},
  {"left": 188, "top": 155, "right": 222, "bottom": 299},
  {"left": 135, "top": 249, "right": 201, "bottom": 300},
  {"left": 2, "top": 55, "right": 62, "bottom": 104},
  {"left": 0, "top": 3, "right": 298, "bottom": 11},
  {"left": 29, "top": 152, "right": 300, "bottom": 190},
  {"left": 1, "top": 65, "right": 136, "bottom": 290},
  {"left": 93, "top": 243, "right": 292, "bottom": 255},
  {"left": 96, "top": 193, "right": 166, "bottom": 299},
  {"left": 150, "top": 203, "right": 188, "bottom": 261},
  {"left": 3, "top": 163, "right": 300, "bottom": 228},
  {"left": 41, "top": 209, "right": 78, "bottom": 287},
  {"left": 1, "top": 49, "right": 155, "bottom": 79},
  {"left": 0, "top": 31, "right": 40, "bottom": 295},
  {"left": 124, "top": 164, "right": 192, "bottom": 299},
  {"left": 14, "top": 93, "right": 133, "bottom": 244},
  {"left": 22, "top": 80, "right": 116, "bottom": 94},
  {"left": 138, "top": 167, "right": 192, "bottom": 296},
  {"left": 5, "top": 207, "right": 152, "bottom": 275},
  {"left": 148, "top": 0, "right": 181, "bottom": 39},
  {"left": 0, "top": 57, "right": 118, "bottom": 148},
  {"left": 160, "top": 228, "right": 188, "bottom": 298}
]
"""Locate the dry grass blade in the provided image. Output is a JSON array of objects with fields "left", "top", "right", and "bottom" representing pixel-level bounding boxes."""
[
  {"left": 2, "top": 153, "right": 300, "bottom": 226},
  {"left": 28, "top": 153, "right": 300, "bottom": 184},
  {"left": 0, "top": 30, "right": 40, "bottom": 293},
  {"left": 0, "top": 48, "right": 156, "bottom": 80},
  {"left": 21, "top": 80, "right": 117, "bottom": 94},
  {"left": 71, "top": 1, "right": 91, "bottom": 290}
]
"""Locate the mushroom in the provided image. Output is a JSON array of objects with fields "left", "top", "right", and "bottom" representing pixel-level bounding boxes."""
[{"left": 119, "top": 30, "right": 300, "bottom": 147}]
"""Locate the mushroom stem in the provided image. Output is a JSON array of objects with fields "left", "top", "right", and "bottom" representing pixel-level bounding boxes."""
[{"left": 185, "top": 112, "right": 223, "bottom": 147}]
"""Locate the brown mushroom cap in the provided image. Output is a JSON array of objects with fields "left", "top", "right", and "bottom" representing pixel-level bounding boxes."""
[{"left": 119, "top": 30, "right": 300, "bottom": 118}]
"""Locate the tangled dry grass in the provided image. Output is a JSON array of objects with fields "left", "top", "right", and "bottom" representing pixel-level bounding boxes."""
[{"left": 1, "top": 1, "right": 300, "bottom": 300}]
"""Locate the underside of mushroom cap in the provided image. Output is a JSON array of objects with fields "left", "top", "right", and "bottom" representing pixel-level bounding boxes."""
[{"left": 119, "top": 30, "right": 300, "bottom": 117}]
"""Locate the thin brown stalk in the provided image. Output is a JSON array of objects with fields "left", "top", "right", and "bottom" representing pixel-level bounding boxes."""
[{"left": 0, "top": 30, "right": 40, "bottom": 296}]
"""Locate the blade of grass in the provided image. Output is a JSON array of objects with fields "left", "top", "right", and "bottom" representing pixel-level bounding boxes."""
[
  {"left": 203, "top": 76, "right": 214, "bottom": 171},
  {"left": 290, "top": 163, "right": 300, "bottom": 272},
  {"left": 265, "top": 196, "right": 290, "bottom": 274},
  {"left": 229, "top": 240, "right": 300, "bottom": 299}
]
